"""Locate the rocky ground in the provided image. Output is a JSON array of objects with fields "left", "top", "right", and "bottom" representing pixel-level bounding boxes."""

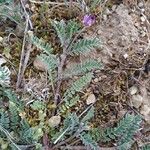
[{"left": 0, "top": 0, "right": 150, "bottom": 149}]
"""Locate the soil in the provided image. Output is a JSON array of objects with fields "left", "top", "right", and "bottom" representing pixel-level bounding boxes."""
[{"left": 0, "top": 0, "right": 150, "bottom": 149}]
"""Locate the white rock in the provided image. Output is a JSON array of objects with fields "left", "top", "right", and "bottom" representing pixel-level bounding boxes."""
[
  {"left": 130, "top": 86, "right": 138, "bottom": 95},
  {"left": 123, "top": 53, "right": 128, "bottom": 59},
  {"left": 141, "top": 16, "right": 146, "bottom": 22},
  {"left": 141, "top": 31, "right": 146, "bottom": 37},
  {"left": 105, "top": 8, "right": 111, "bottom": 15},
  {"left": 134, "top": 22, "right": 139, "bottom": 27},
  {"left": 138, "top": 2, "right": 144, "bottom": 8},
  {"left": 97, "top": 29, "right": 102, "bottom": 35},
  {"left": 94, "top": 78, "right": 99, "bottom": 83},
  {"left": 103, "top": 14, "right": 107, "bottom": 21},
  {"left": 141, "top": 8, "right": 145, "bottom": 12},
  {"left": 131, "top": 94, "right": 143, "bottom": 109},
  {"left": 86, "top": 94, "right": 96, "bottom": 105},
  {"left": 49, "top": 116, "right": 61, "bottom": 127},
  {"left": 112, "top": 5, "right": 117, "bottom": 11}
]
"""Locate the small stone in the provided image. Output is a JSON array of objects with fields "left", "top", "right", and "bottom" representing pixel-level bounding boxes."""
[
  {"left": 103, "top": 14, "right": 107, "bottom": 21},
  {"left": 95, "top": 69, "right": 101, "bottom": 73},
  {"left": 97, "top": 29, "right": 102, "bottom": 35},
  {"left": 141, "top": 8, "right": 145, "bottom": 12},
  {"left": 86, "top": 94, "right": 96, "bottom": 105},
  {"left": 138, "top": 2, "right": 144, "bottom": 8},
  {"left": 141, "top": 31, "right": 146, "bottom": 37},
  {"left": 48, "top": 116, "right": 61, "bottom": 127},
  {"left": 112, "top": 5, "right": 117, "bottom": 11},
  {"left": 105, "top": 8, "right": 111, "bottom": 15},
  {"left": 25, "top": 4, "right": 30, "bottom": 9},
  {"left": 130, "top": 86, "right": 138, "bottom": 95},
  {"left": 0, "top": 36, "right": 3, "bottom": 42},
  {"left": 141, "top": 16, "right": 146, "bottom": 22},
  {"left": 98, "top": 77, "right": 102, "bottom": 81},
  {"left": 131, "top": 94, "right": 143, "bottom": 109},
  {"left": 123, "top": 53, "right": 128, "bottom": 59},
  {"left": 94, "top": 78, "right": 99, "bottom": 83},
  {"left": 131, "top": 37, "right": 136, "bottom": 42},
  {"left": 134, "top": 22, "right": 139, "bottom": 27},
  {"left": 33, "top": 57, "right": 47, "bottom": 71}
]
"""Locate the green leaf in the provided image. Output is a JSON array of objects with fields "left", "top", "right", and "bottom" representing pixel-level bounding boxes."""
[
  {"left": 52, "top": 20, "right": 66, "bottom": 46},
  {"left": 0, "top": 109, "right": 10, "bottom": 129},
  {"left": 59, "top": 95, "right": 80, "bottom": 113},
  {"left": 71, "top": 38, "right": 101, "bottom": 55},
  {"left": 38, "top": 54, "right": 58, "bottom": 71},
  {"left": 80, "top": 132, "right": 99, "bottom": 150},
  {"left": 63, "top": 59, "right": 102, "bottom": 77},
  {"left": 66, "top": 20, "right": 80, "bottom": 41},
  {"left": 0, "top": 66, "right": 10, "bottom": 86},
  {"left": 29, "top": 34, "right": 54, "bottom": 55},
  {"left": 81, "top": 106, "right": 95, "bottom": 123},
  {"left": 141, "top": 144, "right": 150, "bottom": 150},
  {"left": 9, "top": 102, "right": 20, "bottom": 130},
  {"left": 30, "top": 101, "right": 46, "bottom": 111},
  {"left": 64, "top": 73, "right": 93, "bottom": 100},
  {"left": 3, "top": 89, "right": 24, "bottom": 111}
]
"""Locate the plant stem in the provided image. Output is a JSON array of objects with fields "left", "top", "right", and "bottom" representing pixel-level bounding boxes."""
[
  {"left": 54, "top": 27, "right": 87, "bottom": 107},
  {"left": 0, "top": 125, "right": 21, "bottom": 150}
]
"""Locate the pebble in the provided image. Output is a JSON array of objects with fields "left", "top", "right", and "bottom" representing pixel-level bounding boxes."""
[
  {"left": 103, "top": 15, "right": 107, "bottom": 21},
  {"left": 131, "top": 94, "right": 143, "bottom": 109},
  {"left": 141, "top": 16, "right": 146, "bottom": 22},
  {"left": 95, "top": 69, "right": 101, "bottom": 73},
  {"left": 134, "top": 22, "right": 139, "bottom": 27},
  {"left": 123, "top": 53, "right": 128, "bottom": 59},
  {"left": 138, "top": 2, "right": 144, "bottom": 8},
  {"left": 141, "top": 8, "right": 145, "bottom": 13},
  {"left": 131, "top": 37, "right": 136, "bottom": 42},
  {"left": 112, "top": 5, "right": 117, "bottom": 12},
  {"left": 48, "top": 116, "right": 61, "bottom": 127},
  {"left": 129, "top": 86, "right": 138, "bottom": 95},
  {"left": 94, "top": 78, "right": 99, "bottom": 83},
  {"left": 97, "top": 29, "right": 102, "bottom": 35},
  {"left": 105, "top": 8, "right": 111, "bottom": 15},
  {"left": 86, "top": 94, "right": 96, "bottom": 105},
  {"left": 141, "top": 31, "right": 146, "bottom": 37},
  {"left": 33, "top": 57, "right": 47, "bottom": 71},
  {"left": 25, "top": 4, "right": 30, "bottom": 9},
  {"left": 98, "top": 77, "right": 102, "bottom": 81}
]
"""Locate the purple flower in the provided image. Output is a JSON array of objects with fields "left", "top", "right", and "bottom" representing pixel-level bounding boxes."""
[{"left": 82, "top": 14, "right": 95, "bottom": 26}]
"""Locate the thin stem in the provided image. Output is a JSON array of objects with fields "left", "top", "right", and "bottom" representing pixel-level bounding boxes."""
[
  {"left": 0, "top": 13, "right": 23, "bottom": 27},
  {"left": 16, "top": 18, "right": 28, "bottom": 88},
  {"left": 0, "top": 125, "right": 21, "bottom": 150},
  {"left": 53, "top": 127, "right": 69, "bottom": 144},
  {"left": 49, "top": 71, "right": 55, "bottom": 96},
  {"left": 78, "top": 104, "right": 93, "bottom": 118},
  {"left": 29, "top": 0, "right": 79, "bottom": 6},
  {"left": 20, "top": 0, "right": 33, "bottom": 30},
  {"left": 52, "top": 133, "right": 76, "bottom": 149},
  {"left": 54, "top": 27, "right": 87, "bottom": 107}
]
